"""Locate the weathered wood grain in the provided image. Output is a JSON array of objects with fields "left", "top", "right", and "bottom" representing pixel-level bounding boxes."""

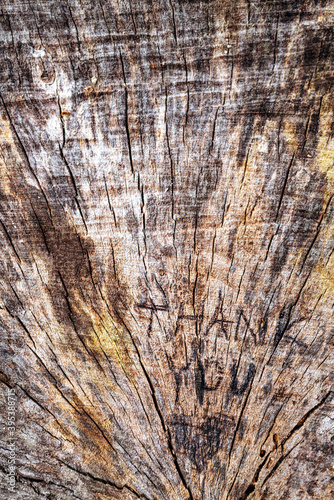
[{"left": 0, "top": 0, "right": 333, "bottom": 499}]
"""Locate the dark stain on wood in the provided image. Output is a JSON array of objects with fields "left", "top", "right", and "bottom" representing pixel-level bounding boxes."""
[{"left": 170, "top": 414, "right": 235, "bottom": 473}]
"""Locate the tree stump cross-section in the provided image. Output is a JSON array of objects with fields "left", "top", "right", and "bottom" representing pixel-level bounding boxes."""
[{"left": 0, "top": 1, "right": 333, "bottom": 499}]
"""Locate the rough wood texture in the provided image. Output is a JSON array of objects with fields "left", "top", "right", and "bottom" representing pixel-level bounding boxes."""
[{"left": 0, "top": 1, "right": 333, "bottom": 499}]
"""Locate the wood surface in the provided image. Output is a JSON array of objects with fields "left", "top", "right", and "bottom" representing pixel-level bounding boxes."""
[{"left": 0, "top": 0, "right": 333, "bottom": 499}]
